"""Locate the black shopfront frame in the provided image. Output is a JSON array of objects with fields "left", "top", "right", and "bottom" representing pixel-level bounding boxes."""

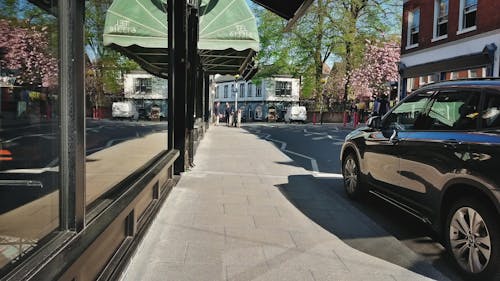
[{"left": 1, "top": 1, "right": 179, "bottom": 280}]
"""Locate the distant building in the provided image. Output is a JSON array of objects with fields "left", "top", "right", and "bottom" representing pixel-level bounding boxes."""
[
  {"left": 123, "top": 70, "right": 168, "bottom": 118},
  {"left": 213, "top": 75, "right": 300, "bottom": 121},
  {"left": 399, "top": 0, "right": 500, "bottom": 98}
]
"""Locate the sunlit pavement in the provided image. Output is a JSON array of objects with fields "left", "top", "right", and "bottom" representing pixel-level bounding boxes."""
[{"left": 120, "top": 125, "right": 449, "bottom": 281}]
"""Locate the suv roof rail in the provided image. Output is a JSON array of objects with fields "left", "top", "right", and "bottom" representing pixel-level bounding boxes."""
[{"left": 449, "top": 77, "right": 500, "bottom": 81}]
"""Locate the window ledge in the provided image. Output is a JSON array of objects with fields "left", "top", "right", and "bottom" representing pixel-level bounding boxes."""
[
  {"left": 405, "top": 43, "right": 419, "bottom": 50},
  {"left": 457, "top": 26, "right": 477, "bottom": 35},
  {"left": 431, "top": 35, "right": 448, "bottom": 42}
]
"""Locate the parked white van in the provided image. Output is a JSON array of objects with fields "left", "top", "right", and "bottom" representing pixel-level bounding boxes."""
[
  {"left": 284, "top": 106, "right": 307, "bottom": 123},
  {"left": 112, "top": 101, "right": 139, "bottom": 121}
]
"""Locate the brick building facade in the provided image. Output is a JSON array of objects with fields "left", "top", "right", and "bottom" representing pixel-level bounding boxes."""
[{"left": 399, "top": 0, "right": 500, "bottom": 97}]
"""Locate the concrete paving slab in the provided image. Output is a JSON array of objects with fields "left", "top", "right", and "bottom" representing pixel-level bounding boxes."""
[{"left": 120, "top": 126, "right": 449, "bottom": 281}]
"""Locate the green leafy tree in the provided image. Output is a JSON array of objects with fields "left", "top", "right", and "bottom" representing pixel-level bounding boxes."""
[
  {"left": 253, "top": 1, "right": 336, "bottom": 100},
  {"left": 254, "top": 0, "right": 401, "bottom": 107},
  {"left": 325, "top": 0, "right": 401, "bottom": 102},
  {"left": 85, "top": 0, "right": 138, "bottom": 112}
]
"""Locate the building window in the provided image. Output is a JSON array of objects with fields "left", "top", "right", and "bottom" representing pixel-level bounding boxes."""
[
  {"left": 407, "top": 8, "right": 420, "bottom": 47},
  {"left": 256, "top": 86, "right": 262, "bottom": 97},
  {"left": 275, "top": 81, "right": 292, "bottom": 96},
  {"left": 467, "top": 67, "right": 486, "bottom": 78},
  {"left": 0, "top": 0, "right": 60, "bottom": 270},
  {"left": 247, "top": 83, "right": 253, "bottom": 97},
  {"left": 224, "top": 85, "right": 228, "bottom": 98},
  {"left": 134, "top": 78, "right": 152, "bottom": 94},
  {"left": 231, "top": 84, "right": 235, "bottom": 98},
  {"left": 434, "top": 0, "right": 448, "bottom": 38},
  {"left": 239, "top": 83, "right": 245, "bottom": 98},
  {"left": 459, "top": 0, "right": 477, "bottom": 31},
  {"left": 450, "top": 71, "right": 459, "bottom": 80},
  {"left": 215, "top": 86, "right": 219, "bottom": 98}
]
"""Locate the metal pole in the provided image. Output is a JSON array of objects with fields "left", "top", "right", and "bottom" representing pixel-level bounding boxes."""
[{"left": 234, "top": 79, "right": 238, "bottom": 113}]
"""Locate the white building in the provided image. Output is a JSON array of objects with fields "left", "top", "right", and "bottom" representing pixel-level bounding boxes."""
[
  {"left": 213, "top": 75, "right": 300, "bottom": 121},
  {"left": 123, "top": 70, "right": 168, "bottom": 117}
]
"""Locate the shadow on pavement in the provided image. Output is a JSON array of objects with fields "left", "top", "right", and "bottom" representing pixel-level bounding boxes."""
[{"left": 275, "top": 174, "right": 461, "bottom": 281}]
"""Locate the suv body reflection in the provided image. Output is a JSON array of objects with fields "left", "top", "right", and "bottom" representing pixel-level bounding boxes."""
[{"left": 340, "top": 79, "right": 500, "bottom": 280}]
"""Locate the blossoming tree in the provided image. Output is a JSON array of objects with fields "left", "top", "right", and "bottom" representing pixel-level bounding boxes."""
[
  {"left": 0, "top": 19, "right": 58, "bottom": 89},
  {"left": 351, "top": 40, "right": 400, "bottom": 100}
]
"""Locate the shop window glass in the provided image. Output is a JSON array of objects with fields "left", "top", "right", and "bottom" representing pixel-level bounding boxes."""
[
  {"left": 85, "top": 2, "right": 168, "bottom": 210},
  {"left": 0, "top": 0, "right": 59, "bottom": 273}
]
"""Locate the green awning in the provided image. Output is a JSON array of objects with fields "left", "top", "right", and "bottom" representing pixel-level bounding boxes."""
[{"left": 103, "top": 0, "right": 259, "bottom": 78}]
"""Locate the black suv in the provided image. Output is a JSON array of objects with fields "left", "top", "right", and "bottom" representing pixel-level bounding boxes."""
[{"left": 340, "top": 79, "right": 500, "bottom": 280}]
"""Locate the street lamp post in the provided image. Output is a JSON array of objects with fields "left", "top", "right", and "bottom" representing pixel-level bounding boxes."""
[
  {"left": 233, "top": 74, "right": 239, "bottom": 111},
  {"left": 233, "top": 74, "right": 240, "bottom": 126}
]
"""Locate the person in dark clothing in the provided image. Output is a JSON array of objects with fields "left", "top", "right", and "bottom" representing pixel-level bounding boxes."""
[
  {"left": 225, "top": 102, "right": 231, "bottom": 126},
  {"left": 375, "top": 94, "right": 390, "bottom": 116}
]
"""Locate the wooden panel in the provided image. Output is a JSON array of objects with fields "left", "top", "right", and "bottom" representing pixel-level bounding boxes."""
[
  {"left": 58, "top": 176, "right": 161, "bottom": 281},
  {"left": 58, "top": 212, "right": 127, "bottom": 281},
  {"left": 135, "top": 181, "right": 155, "bottom": 222}
]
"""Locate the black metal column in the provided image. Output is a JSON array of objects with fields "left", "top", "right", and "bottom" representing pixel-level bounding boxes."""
[
  {"left": 186, "top": 6, "right": 199, "bottom": 167},
  {"left": 204, "top": 73, "right": 210, "bottom": 124},
  {"left": 187, "top": 8, "right": 198, "bottom": 130},
  {"left": 59, "top": 0, "right": 85, "bottom": 231},
  {"left": 167, "top": 0, "right": 175, "bottom": 151},
  {"left": 171, "top": 0, "right": 188, "bottom": 174},
  {"left": 196, "top": 67, "right": 204, "bottom": 122}
]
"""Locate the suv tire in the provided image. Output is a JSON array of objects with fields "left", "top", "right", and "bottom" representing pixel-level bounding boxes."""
[
  {"left": 342, "top": 153, "right": 367, "bottom": 199},
  {"left": 445, "top": 197, "right": 500, "bottom": 281}
]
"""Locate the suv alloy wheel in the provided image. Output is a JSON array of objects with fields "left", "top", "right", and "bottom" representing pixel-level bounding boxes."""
[
  {"left": 445, "top": 198, "right": 500, "bottom": 281},
  {"left": 342, "top": 153, "right": 366, "bottom": 199}
]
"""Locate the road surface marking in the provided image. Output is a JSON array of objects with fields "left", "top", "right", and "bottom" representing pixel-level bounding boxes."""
[{"left": 264, "top": 134, "right": 319, "bottom": 173}]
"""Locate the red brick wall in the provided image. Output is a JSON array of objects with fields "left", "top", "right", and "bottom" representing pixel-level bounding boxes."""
[{"left": 402, "top": 0, "right": 500, "bottom": 54}]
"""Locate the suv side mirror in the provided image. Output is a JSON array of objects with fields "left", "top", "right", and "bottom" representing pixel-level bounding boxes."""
[{"left": 367, "top": 116, "right": 381, "bottom": 128}]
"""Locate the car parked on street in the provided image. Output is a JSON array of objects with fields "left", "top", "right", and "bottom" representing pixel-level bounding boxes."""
[
  {"left": 340, "top": 79, "right": 500, "bottom": 281},
  {"left": 112, "top": 101, "right": 139, "bottom": 121},
  {"left": 284, "top": 105, "right": 307, "bottom": 123}
]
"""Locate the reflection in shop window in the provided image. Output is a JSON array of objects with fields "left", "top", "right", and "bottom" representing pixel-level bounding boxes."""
[
  {"left": 85, "top": 0, "right": 168, "bottom": 209},
  {"left": 247, "top": 83, "right": 253, "bottom": 97},
  {"left": 0, "top": 0, "right": 59, "bottom": 274}
]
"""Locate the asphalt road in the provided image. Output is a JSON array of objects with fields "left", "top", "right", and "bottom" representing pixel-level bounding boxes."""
[{"left": 242, "top": 122, "right": 464, "bottom": 281}]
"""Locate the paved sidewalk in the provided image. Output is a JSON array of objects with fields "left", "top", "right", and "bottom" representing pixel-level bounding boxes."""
[{"left": 120, "top": 125, "right": 447, "bottom": 281}]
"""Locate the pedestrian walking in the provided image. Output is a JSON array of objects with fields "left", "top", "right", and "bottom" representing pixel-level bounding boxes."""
[
  {"left": 349, "top": 100, "right": 357, "bottom": 124},
  {"left": 213, "top": 102, "right": 220, "bottom": 126},
  {"left": 225, "top": 103, "right": 231, "bottom": 126},
  {"left": 375, "top": 94, "right": 390, "bottom": 116},
  {"left": 357, "top": 99, "right": 366, "bottom": 123}
]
